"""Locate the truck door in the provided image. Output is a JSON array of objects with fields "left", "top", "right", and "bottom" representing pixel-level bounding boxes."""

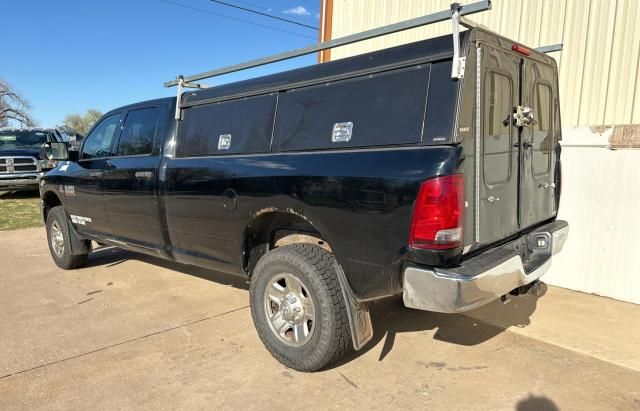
[
  {"left": 103, "top": 105, "right": 166, "bottom": 252},
  {"left": 67, "top": 112, "right": 123, "bottom": 237},
  {"left": 519, "top": 61, "right": 558, "bottom": 228},
  {"left": 478, "top": 45, "right": 520, "bottom": 244}
]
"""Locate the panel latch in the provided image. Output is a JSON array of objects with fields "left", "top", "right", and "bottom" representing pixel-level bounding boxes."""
[{"left": 513, "top": 105, "right": 537, "bottom": 127}]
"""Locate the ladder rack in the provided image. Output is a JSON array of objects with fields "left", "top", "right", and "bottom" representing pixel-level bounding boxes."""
[
  {"left": 165, "top": 1, "right": 491, "bottom": 88},
  {"left": 166, "top": 1, "right": 492, "bottom": 119},
  {"left": 165, "top": 1, "right": 563, "bottom": 121}
]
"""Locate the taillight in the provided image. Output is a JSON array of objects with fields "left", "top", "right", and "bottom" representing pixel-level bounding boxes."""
[{"left": 409, "top": 174, "right": 464, "bottom": 250}]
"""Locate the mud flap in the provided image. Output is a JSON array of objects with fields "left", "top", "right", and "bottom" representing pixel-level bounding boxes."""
[
  {"left": 61, "top": 208, "right": 91, "bottom": 255},
  {"left": 334, "top": 262, "right": 374, "bottom": 350}
]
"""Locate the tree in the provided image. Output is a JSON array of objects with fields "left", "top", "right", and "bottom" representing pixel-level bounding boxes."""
[
  {"left": 0, "top": 80, "right": 35, "bottom": 128},
  {"left": 62, "top": 109, "right": 103, "bottom": 135}
]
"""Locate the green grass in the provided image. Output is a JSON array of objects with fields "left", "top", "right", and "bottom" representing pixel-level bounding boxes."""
[{"left": 0, "top": 191, "right": 43, "bottom": 230}]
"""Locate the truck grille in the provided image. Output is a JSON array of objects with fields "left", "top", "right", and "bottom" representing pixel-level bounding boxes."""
[{"left": 0, "top": 157, "right": 39, "bottom": 174}]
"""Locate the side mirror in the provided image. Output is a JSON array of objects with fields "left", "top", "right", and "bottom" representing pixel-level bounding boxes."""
[{"left": 42, "top": 142, "right": 70, "bottom": 161}]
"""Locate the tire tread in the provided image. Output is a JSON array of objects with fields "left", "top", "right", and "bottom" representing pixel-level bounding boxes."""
[
  {"left": 46, "top": 206, "right": 89, "bottom": 270},
  {"left": 250, "top": 243, "right": 352, "bottom": 371}
]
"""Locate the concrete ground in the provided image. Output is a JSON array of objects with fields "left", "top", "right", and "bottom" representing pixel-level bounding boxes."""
[{"left": 1, "top": 228, "right": 639, "bottom": 410}]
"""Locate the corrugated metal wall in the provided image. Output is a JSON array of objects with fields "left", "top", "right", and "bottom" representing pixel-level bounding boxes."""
[{"left": 330, "top": 0, "right": 640, "bottom": 128}]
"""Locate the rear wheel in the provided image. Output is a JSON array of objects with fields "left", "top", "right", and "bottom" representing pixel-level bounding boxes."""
[
  {"left": 46, "top": 206, "right": 89, "bottom": 270},
  {"left": 249, "top": 244, "right": 352, "bottom": 372}
]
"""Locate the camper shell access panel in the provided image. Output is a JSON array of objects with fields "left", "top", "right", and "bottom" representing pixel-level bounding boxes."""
[{"left": 178, "top": 32, "right": 463, "bottom": 148}]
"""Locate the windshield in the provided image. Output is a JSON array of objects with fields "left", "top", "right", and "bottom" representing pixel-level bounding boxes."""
[{"left": 0, "top": 130, "right": 50, "bottom": 149}]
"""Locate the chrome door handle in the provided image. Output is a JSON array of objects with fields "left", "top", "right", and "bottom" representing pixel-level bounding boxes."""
[
  {"left": 483, "top": 196, "right": 500, "bottom": 203},
  {"left": 135, "top": 171, "right": 153, "bottom": 179},
  {"left": 540, "top": 183, "right": 556, "bottom": 189},
  {"left": 89, "top": 171, "right": 103, "bottom": 177}
]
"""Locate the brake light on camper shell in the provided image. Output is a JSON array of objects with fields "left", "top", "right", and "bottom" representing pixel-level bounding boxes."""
[
  {"left": 409, "top": 174, "right": 464, "bottom": 250},
  {"left": 511, "top": 44, "right": 531, "bottom": 56}
]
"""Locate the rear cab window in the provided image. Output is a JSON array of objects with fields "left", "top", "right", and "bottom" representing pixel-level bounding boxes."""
[{"left": 116, "top": 107, "right": 160, "bottom": 157}]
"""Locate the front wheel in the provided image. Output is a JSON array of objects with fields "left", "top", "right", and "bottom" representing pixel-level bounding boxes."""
[
  {"left": 46, "top": 206, "right": 89, "bottom": 270},
  {"left": 249, "top": 244, "right": 352, "bottom": 372}
]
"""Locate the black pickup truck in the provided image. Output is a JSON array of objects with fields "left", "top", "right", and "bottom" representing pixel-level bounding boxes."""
[
  {"left": 0, "top": 128, "right": 65, "bottom": 192},
  {"left": 40, "top": 27, "right": 568, "bottom": 371}
]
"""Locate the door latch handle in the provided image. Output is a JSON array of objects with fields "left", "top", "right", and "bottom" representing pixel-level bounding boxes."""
[
  {"left": 89, "top": 171, "right": 103, "bottom": 178},
  {"left": 540, "top": 183, "right": 556, "bottom": 189},
  {"left": 135, "top": 171, "right": 153, "bottom": 179},
  {"left": 513, "top": 141, "right": 533, "bottom": 149},
  {"left": 483, "top": 196, "right": 500, "bottom": 203},
  {"left": 513, "top": 106, "right": 537, "bottom": 127}
]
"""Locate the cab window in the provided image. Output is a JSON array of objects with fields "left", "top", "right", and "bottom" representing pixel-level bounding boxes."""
[
  {"left": 116, "top": 108, "right": 159, "bottom": 156},
  {"left": 81, "top": 113, "right": 121, "bottom": 159}
]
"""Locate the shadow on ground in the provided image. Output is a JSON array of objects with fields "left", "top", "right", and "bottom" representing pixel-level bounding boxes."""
[
  {"left": 330, "top": 285, "right": 546, "bottom": 368},
  {"left": 516, "top": 394, "right": 560, "bottom": 411},
  {"left": 87, "top": 245, "right": 249, "bottom": 291},
  {"left": 86, "top": 245, "right": 546, "bottom": 367}
]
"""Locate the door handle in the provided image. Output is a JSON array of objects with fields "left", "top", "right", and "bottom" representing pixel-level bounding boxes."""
[
  {"left": 522, "top": 141, "right": 533, "bottom": 149},
  {"left": 513, "top": 142, "right": 533, "bottom": 149},
  {"left": 135, "top": 171, "right": 153, "bottom": 179},
  {"left": 89, "top": 171, "right": 104, "bottom": 178},
  {"left": 539, "top": 182, "right": 556, "bottom": 189}
]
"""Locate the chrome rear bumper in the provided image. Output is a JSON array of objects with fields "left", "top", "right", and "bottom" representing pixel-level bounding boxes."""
[{"left": 403, "top": 220, "right": 568, "bottom": 313}]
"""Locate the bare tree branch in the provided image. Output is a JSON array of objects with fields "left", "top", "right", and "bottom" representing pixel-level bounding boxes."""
[{"left": 0, "top": 79, "right": 35, "bottom": 128}]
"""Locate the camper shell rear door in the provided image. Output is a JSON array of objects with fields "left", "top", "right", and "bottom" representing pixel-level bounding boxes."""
[{"left": 473, "top": 30, "right": 560, "bottom": 248}]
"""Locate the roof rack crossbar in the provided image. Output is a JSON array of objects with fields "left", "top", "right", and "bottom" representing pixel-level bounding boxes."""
[
  {"left": 535, "top": 44, "right": 563, "bottom": 54},
  {"left": 164, "top": 0, "right": 491, "bottom": 88}
]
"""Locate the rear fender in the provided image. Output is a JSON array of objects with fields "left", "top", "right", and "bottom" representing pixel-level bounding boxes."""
[{"left": 244, "top": 209, "right": 373, "bottom": 351}]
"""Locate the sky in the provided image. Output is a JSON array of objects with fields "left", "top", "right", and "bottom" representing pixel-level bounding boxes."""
[{"left": 2, "top": 0, "right": 321, "bottom": 127}]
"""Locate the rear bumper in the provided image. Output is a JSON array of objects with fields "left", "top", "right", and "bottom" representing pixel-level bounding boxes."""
[
  {"left": 0, "top": 173, "right": 43, "bottom": 191},
  {"left": 402, "top": 220, "right": 568, "bottom": 313}
]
